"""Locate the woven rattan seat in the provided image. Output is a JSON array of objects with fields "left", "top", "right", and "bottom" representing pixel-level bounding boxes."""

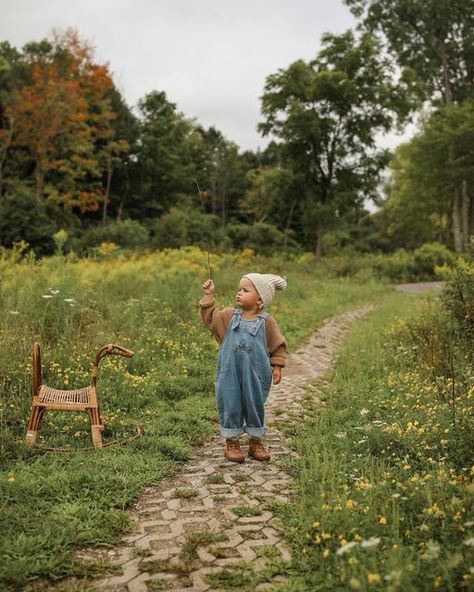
[
  {"left": 38, "top": 385, "right": 93, "bottom": 407},
  {"left": 25, "top": 343, "right": 134, "bottom": 448}
]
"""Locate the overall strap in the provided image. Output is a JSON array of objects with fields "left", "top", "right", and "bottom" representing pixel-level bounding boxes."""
[
  {"left": 230, "top": 309, "right": 269, "bottom": 336},
  {"left": 249, "top": 311, "right": 270, "bottom": 336},
  {"left": 231, "top": 309, "right": 242, "bottom": 330}
]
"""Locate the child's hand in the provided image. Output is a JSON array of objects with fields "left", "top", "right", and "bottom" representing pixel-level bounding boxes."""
[
  {"left": 202, "top": 279, "right": 215, "bottom": 296},
  {"left": 272, "top": 366, "right": 282, "bottom": 385}
]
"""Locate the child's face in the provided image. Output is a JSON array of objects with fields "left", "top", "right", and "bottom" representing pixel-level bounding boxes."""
[{"left": 236, "top": 278, "right": 262, "bottom": 311}]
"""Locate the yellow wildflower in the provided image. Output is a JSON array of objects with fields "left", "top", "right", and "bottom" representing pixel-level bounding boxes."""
[
  {"left": 349, "top": 577, "right": 362, "bottom": 590},
  {"left": 348, "top": 557, "right": 358, "bottom": 565}
]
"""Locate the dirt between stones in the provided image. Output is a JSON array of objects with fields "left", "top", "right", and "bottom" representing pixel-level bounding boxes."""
[{"left": 71, "top": 304, "right": 373, "bottom": 592}]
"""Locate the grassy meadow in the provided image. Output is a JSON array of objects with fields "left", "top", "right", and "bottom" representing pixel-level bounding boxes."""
[
  {"left": 278, "top": 292, "right": 474, "bottom": 591},
  {"left": 0, "top": 246, "right": 390, "bottom": 590}
]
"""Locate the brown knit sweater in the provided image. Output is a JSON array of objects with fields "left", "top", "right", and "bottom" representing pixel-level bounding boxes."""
[{"left": 199, "top": 294, "right": 287, "bottom": 367}]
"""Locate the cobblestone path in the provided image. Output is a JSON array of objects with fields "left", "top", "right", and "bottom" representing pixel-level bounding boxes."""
[{"left": 88, "top": 306, "right": 373, "bottom": 592}]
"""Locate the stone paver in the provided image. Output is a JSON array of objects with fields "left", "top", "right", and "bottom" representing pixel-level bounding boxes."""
[{"left": 83, "top": 306, "right": 372, "bottom": 591}]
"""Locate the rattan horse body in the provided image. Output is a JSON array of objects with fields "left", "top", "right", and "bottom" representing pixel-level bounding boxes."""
[{"left": 25, "top": 343, "right": 134, "bottom": 448}]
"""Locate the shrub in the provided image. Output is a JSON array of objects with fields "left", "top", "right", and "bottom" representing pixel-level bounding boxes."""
[
  {"left": 77, "top": 219, "right": 150, "bottom": 251},
  {"left": 151, "top": 207, "right": 221, "bottom": 250},
  {"left": 439, "top": 258, "right": 474, "bottom": 344},
  {"left": 371, "top": 249, "right": 416, "bottom": 281},
  {"left": 0, "top": 185, "right": 57, "bottom": 255},
  {"left": 222, "top": 222, "right": 298, "bottom": 255},
  {"left": 413, "top": 242, "right": 457, "bottom": 279}
]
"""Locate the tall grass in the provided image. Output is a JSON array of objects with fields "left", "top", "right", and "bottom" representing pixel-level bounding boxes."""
[
  {"left": 0, "top": 246, "right": 388, "bottom": 590},
  {"left": 280, "top": 292, "right": 473, "bottom": 591}
]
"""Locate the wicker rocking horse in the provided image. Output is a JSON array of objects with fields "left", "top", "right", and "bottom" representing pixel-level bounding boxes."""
[{"left": 25, "top": 343, "right": 134, "bottom": 448}]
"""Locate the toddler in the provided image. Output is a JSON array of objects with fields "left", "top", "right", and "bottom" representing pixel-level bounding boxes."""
[{"left": 199, "top": 273, "right": 287, "bottom": 462}]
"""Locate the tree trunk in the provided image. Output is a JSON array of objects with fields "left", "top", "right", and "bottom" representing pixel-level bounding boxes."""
[
  {"left": 441, "top": 40, "right": 465, "bottom": 251},
  {"left": 102, "top": 154, "right": 113, "bottom": 225},
  {"left": 221, "top": 189, "right": 227, "bottom": 225},
  {"left": 210, "top": 177, "right": 217, "bottom": 216},
  {"left": 284, "top": 201, "right": 296, "bottom": 247},
  {"left": 461, "top": 179, "right": 470, "bottom": 250},
  {"left": 452, "top": 191, "right": 463, "bottom": 252},
  {"left": 117, "top": 175, "right": 127, "bottom": 222},
  {"left": 440, "top": 42, "right": 453, "bottom": 106},
  {"left": 315, "top": 219, "right": 323, "bottom": 260},
  {"left": 34, "top": 161, "right": 44, "bottom": 199},
  {"left": 0, "top": 124, "right": 13, "bottom": 198},
  {"left": 470, "top": 192, "right": 474, "bottom": 240}
]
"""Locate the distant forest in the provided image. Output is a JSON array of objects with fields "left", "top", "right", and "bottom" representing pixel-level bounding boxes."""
[{"left": 1, "top": 0, "right": 473, "bottom": 257}]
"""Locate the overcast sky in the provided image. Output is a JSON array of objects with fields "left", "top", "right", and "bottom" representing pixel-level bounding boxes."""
[{"left": 1, "top": 0, "right": 411, "bottom": 152}]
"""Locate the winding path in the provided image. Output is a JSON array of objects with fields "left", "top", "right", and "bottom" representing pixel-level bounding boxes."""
[{"left": 80, "top": 304, "right": 373, "bottom": 592}]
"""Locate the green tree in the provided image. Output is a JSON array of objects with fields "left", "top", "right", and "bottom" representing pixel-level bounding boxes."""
[
  {"left": 240, "top": 166, "right": 295, "bottom": 229},
  {"left": 0, "top": 184, "right": 56, "bottom": 254},
  {"left": 384, "top": 101, "right": 474, "bottom": 250},
  {"left": 1, "top": 31, "right": 125, "bottom": 212},
  {"left": 345, "top": 0, "right": 474, "bottom": 106},
  {"left": 0, "top": 41, "right": 27, "bottom": 197},
  {"left": 196, "top": 127, "right": 249, "bottom": 225},
  {"left": 96, "top": 86, "right": 137, "bottom": 223},
  {"left": 346, "top": 0, "right": 474, "bottom": 251},
  {"left": 383, "top": 143, "right": 450, "bottom": 249},
  {"left": 259, "top": 30, "right": 415, "bottom": 257},
  {"left": 130, "top": 91, "right": 197, "bottom": 218}
]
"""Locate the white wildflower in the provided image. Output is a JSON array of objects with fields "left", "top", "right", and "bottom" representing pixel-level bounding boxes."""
[
  {"left": 336, "top": 541, "right": 358, "bottom": 556},
  {"left": 421, "top": 539, "right": 441, "bottom": 560},
  {"left": 50, "top": 289, "right": 60, "bottom": 294},
  {"left": 360, "top": 536, "right": 381, "bottom": 549},
  {"left": 384, "top": 570, "right": 402, "bottom": 584},
  {"left": 63, "top": 298, "right": 75, "bottom": 303},
  {"left": 464, "top": 521, "right": 474, "bottom": 528},
  {"left": 463, "top": 538, "right": 474, "bottom": 547},
  {"left": 360, "top": 408, "right": 369, "bottom": 416},
  {"left": 8, "top": 310, "right": 20, "bottom": 315},
  {"left": 41, "top": 294, "right": 53, "bottom": 299},
  {"left": 335, "top": 432, "right": 347, "bottom": 439}
]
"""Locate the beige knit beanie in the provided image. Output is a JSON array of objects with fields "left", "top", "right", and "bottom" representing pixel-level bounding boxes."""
[{"left": 243, "top": 273, "right": 287, "bottom": 307}]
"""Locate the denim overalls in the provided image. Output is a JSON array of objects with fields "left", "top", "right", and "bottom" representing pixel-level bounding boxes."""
[{"left": 216, "top": 309, "right": 273, "bottom": 438}]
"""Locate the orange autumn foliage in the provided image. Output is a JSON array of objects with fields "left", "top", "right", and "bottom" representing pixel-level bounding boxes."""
[{"left": 6, "top": 29, "right": 126, "bottom": 212}]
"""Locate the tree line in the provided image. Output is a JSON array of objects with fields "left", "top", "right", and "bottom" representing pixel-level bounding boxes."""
[{"left": 1, "top": 0, "right": 473, "bottom": 257}]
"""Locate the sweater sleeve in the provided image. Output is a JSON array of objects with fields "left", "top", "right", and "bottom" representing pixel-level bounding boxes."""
[
  {"left": 265, "top": 316, "right": 287, "bottom": 367},
  {"left": 199, "top": 295, "right": 234, "bottom": 343}
]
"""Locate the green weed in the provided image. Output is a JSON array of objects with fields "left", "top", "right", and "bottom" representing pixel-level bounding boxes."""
[
  {"left": 231, "top": 505, "right": 262, "bottom": 518},
  {"left": 181, "top": 529, "right": 228, "bottom": 565}
]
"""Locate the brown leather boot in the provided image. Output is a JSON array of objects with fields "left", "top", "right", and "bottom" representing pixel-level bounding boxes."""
[
  {"left": 225, "top": 438, "right": 245, "bottom": 463},
  {"left": 248, "top": 438, "right": 270, "bottom": 461}
]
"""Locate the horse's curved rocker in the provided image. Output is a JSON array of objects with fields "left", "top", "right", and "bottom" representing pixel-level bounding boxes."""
[{"left": 25, "top": 343, "right": 134, "bottom": 448}]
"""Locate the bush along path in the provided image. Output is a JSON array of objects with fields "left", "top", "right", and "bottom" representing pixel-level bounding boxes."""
[{"left": 78, "top": 306, "right": 373, "bottom": 592}]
